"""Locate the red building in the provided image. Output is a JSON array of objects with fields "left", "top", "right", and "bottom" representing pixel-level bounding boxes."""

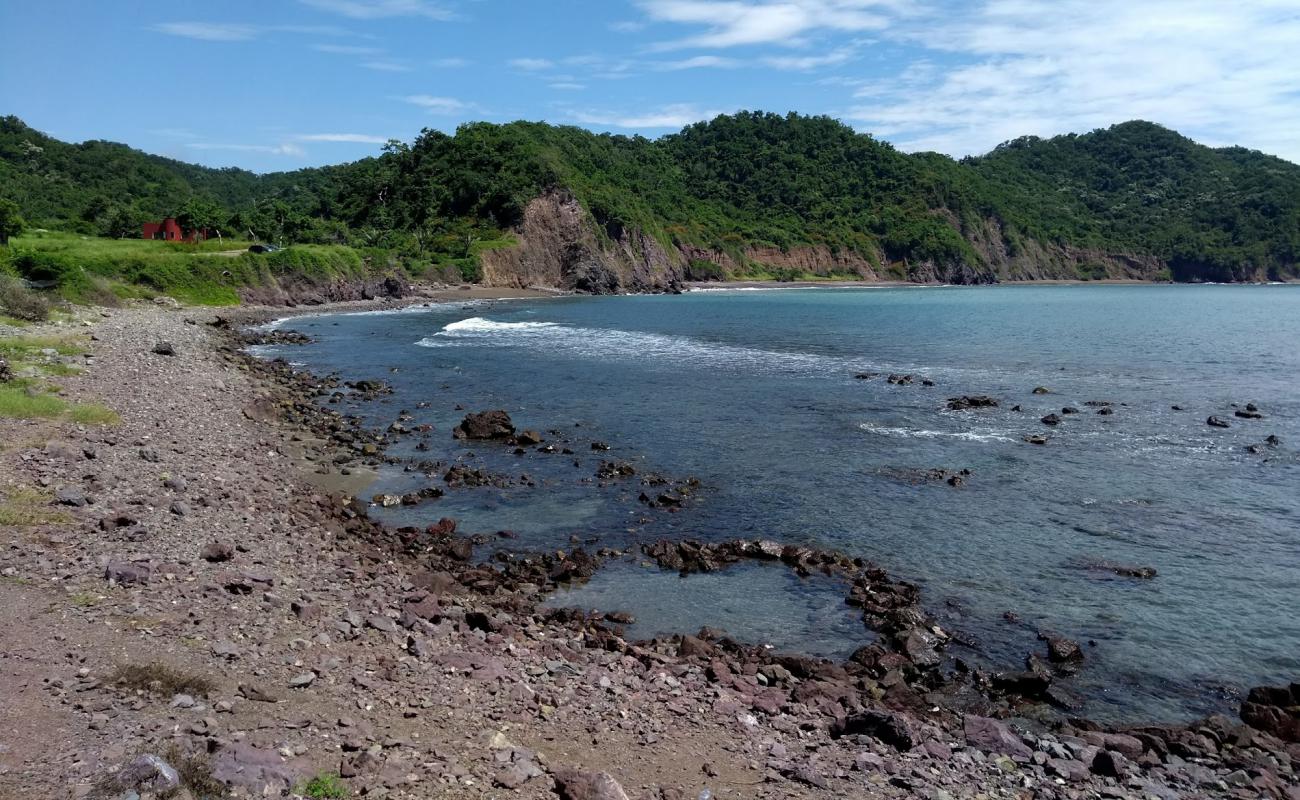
[{"left": 142, "top": 217, "right": 208, "bottom": 242}]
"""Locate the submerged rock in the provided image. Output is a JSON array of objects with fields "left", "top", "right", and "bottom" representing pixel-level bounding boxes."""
[
  {"left": 946, "top": 395, "right": 999, "bottom": 410},
  {"left": 1206, "top": 416, "right": 1231, "bottom": 428},
  {"left": 453, "top": 409, "right": 515, "bottom": 440}
]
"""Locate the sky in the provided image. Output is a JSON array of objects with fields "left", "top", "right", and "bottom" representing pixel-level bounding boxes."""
[{"left": 2, "top": 0, "right": 1299, "bottom": 172}]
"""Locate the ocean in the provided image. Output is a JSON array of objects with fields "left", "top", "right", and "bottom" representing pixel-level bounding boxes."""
[{"left": 259, "top": 284, "right": 1300, "bottom": 723}]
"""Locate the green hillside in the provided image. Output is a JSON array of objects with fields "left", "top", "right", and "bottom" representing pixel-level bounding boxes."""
[{"left": 2, "top": 112, "right": 1298, "bottom": 289}]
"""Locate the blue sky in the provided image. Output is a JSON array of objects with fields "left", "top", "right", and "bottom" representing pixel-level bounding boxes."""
[{"left": 3, "top": 1, "right": 1298, "bottom": 172}]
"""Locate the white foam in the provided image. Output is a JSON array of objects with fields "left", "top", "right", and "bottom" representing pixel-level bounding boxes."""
[
  {"left": 858, "top": 423, "right": 1014, "bottom": 442},
  {"left": 439, "top": 317, "right": 561, "bottom": 332}
]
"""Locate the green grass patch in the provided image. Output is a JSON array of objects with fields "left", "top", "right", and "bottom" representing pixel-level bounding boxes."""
[
  {"left": 300, "top": 773, "right": 349, "bottom": 799},
  {"left": 0, "top": 386, "right": 68, "bottom": 419},
  {"left": 0, "top": 334, "right": 89, "bottom": 358},
  {"left": 0, "top": 315, "right": 29, "bottom": 328},
  {"left": 69, "top": 403, "right": 119, "bottom": 425},
  {"left": 0, "top": 485, "right": 71, "bottom": 527}
]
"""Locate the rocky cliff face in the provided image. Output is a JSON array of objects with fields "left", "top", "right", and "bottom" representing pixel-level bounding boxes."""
[{"left": 477, "top": 192, "right": 1268, "bottom": 292}]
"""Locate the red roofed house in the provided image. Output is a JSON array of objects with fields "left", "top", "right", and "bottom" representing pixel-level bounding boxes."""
[{"left": 142, "top": 217, "right": 209, "bottom": 243}]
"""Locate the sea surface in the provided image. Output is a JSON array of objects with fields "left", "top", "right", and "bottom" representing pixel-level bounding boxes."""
[{"left": 260, "top": 285, "right": 1300, "bottom": 723}]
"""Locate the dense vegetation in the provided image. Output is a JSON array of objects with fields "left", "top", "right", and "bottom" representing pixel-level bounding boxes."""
[{"left": 2, "top": 112, "right": 1298, "bottom": 288}]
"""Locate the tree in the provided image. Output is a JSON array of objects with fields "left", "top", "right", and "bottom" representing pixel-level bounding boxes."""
[
  {"left": 0, "top": 198, "right": 24, "bottom": 245},
  {"left": 176, "top": 196, "right": 225, "bottom": 241}
]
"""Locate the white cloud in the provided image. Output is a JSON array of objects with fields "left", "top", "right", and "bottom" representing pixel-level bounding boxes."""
[
  {"left": 294, "top": 133, "right": 391, "bottom": 143},
  {"left": 762, "top": 46, "right": 857, "bottom": 70},
  {"left": 313, "top": 43, "right": 383, "bottom": 55},
  {"left": 509, "top": 58, "right": 555, "bottom": 71},
  {"left": 151, "top": 22, "right": 258, "bottom": 41},
  {"left": 848, "top": 0, "right": 1300, "bottom": 163},
  {"left": 299, "top": 0, "right": 454, "bottom": 20},
  {"left": 431, "top": 57, "right": 469, "bottom": 67},
  {"left": 400, "top": 94, "right": 472, "bottom": 113},
  {"left": 654, "top": 55, "right": 741, "bottom": 70},
  {"left": 572, "top": 103, "right": 722, "bottom": 129},
  {"left": 188, "top": 142, "right": 307, "bottom": 157},
  {"left": 610, "top": 20, "right": 647, "bottom": 33},
  {"left": 361, "top": 60, "right": 412, "bottom": 71},
  {"left": 549, "top": 82, "right": 587, "bottom": 91},
  {"left": 638, "top": 0, "right": 896, "bottom": 49}
]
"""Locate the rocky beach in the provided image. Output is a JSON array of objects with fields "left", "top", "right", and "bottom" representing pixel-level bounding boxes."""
[{"left": 1, "top": 292, "right": 1298, "bottom": 800}]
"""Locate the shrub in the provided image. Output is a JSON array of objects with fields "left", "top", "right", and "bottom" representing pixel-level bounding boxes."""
[
  {"left": 110, "top": 663, "right": 214, "bottom": 697},
  {"left": 0, "top": 274, "right": 51, "bottom": 321},
  {"left": 301, "top": 773, "right": 349, "bottom": 799}
]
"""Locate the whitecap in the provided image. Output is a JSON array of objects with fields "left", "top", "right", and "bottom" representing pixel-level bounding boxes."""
[{"left": 858, "top": 423, "right": 1014, "bottom": 442}]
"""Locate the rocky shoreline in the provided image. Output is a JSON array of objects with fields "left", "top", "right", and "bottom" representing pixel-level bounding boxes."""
[{"left": 0, "top": 298, "right": 1296, "bottom": 800}]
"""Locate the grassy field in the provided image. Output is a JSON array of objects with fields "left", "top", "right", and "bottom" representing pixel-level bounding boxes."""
[
  {"left": 2, "top": 231, "right": 376, "bottom": 305},
  {"left": 0, "top": 333, "right": 119, "bottom": 425}
]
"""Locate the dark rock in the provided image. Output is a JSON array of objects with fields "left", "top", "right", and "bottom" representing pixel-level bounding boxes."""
[
  {"left": 590, "top": 441, "right": 611, "bottom": 451},
  {"left": 678, "top": 635, "right": 717, "bottom": 658},
  {"left": 1235, "top": 409, "right": 1263, "bottom": 419},
  {"left": 1061, "top": 406, "right": 1079, "bottom": 414},
  {"left": 1032, "top": 386, "right": 1051, "bottom": 394},
  {"left": 452, "top": 410, "right": 515, "bottom": 440},
  {"left": 831, "top": 709, "right": 916, "bottom": 750},
  {"left": 1096, "top": 407, "right": 1114, "bottom": 415},
  {"left": 210, "top": 742, "right": 307, "bottom": 795},
  {"left": 1266, "top": 434, "right": 1282, "bottom": 447},
  {"left": 1091, "top": 749, "right": 1131, "bottom": 779},
  {"left": 853, "top": 372, "right": 877, "bottom": 380},
  {"left": 1046, "top": 758, "right": 1090, "bottom": 782},
  {"left": 1041, "top": 634, "right": 1084, "bottom": 663},
  {"left": 947, "top": 395, "right": 999, "bottom": 410},
  {"left": 200, "top": 541, "right": 234, "bottom": 562},
  {"left": 55, "top": 487, "right": 88, "bottom": 506},
  {"left": 1041, "top": 413, "right": 1062, "bottom": 426},
  {"left": 1023, "top": 434, "right": 1048, "bottom": 445},
  {"left": 1240, "top": 683, "right": 1300, "bottom": 742},
  {"left": 151, "top": 341, "right": 176, "bottom": 356},
  {"left": 1206, "top": 416, "right": 1230, "bottom": 428},
  {"left": 963, "top": 715, "right": 1032, "bottom": 758}
]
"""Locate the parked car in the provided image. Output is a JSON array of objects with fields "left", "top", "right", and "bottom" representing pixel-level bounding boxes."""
[{"left": 248, "top": 243, "right": 280, "bottom": 254}]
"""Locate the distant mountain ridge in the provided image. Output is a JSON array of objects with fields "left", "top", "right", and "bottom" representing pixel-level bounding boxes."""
[{"left": 2, "top": 112, "right": 1297, "bottom": 288}]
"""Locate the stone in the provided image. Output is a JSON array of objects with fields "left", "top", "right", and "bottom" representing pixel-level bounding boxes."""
[
  {"left": 1240, "top": 683, "right": 1300, "bottom": 742},
  {"left": 832, "top": 710, "right": 916, "bottom": 751},
  {"left": 200, "top": 541, "right": 234, "bottom": 562},
  {"left": 1206, "top": 416, "right": 1231, "bottom": 428},
  {"left": 1046, "top": 758, "right": 1090, "bottom": 781},
  {"left": 55, "top": 487, "right": 88, "bottom": 506},
  {"left": 1041, "top": 634, "right": 1084, "bottom": 663},
  {"left": 152, "top": 341, "right": 176, "bottom": 356},
  {"left": 946, "top": 395, "right": 999, "bottom": 411},
  {"left": 452, "top": 410, "right": 515, "bottom": 440},
  {"left": 963, "top": 715, "right": 1032, "bottom": 759},
  {"left": 1091, "top": 749, "right": 1130, "bottom": 779},
  {"left": 105, "top": 560, "right": 150, "bottom": 585},
  {"left": 1041, "top": 413, "right": 1062, "bottom": 426},
  {"left": 210, "top": 742, "right": 308, "bottom": 795},
  {"left": 552, "top": 768, "right": 632, "bottom": 800},
  {"left": 288, "top": 672, "right": 315, "bottom": 688},
  {"left": 114, "top": 754, "right": 180, "bottom": 793}
]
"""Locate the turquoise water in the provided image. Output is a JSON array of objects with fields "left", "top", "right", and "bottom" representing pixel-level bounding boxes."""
[{"left": 265, "top": 285, "right": 1300, "bottom": 722}]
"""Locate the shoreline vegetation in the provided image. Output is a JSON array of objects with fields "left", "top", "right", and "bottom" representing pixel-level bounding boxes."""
[{"left": 1, "top": 292, "right": 1296, "bottom": 799}]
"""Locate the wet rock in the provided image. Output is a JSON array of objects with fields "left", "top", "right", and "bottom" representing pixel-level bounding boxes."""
[
  {"left": 1096, "top": 407, "right": 1114, "bottom": 415},
  {"left": 853, "top": 372, "right": 877, "bottom": 380},
  {"left": 1040, "top": 633, "right": 1084, "bottom": 663},
  {"left": 888, "top": 374, "right": 914, "bottom": 385},
  {"left": 1235, "top": 409, "right": 1263, "bottom": 419},
  {"left": 1040, "top": 413, "right": 1061, "bottom": 426},
  {"left": 1266, "top": 434, "right": 1282, "bottom": 447},
  {"left": 151, "top": 341, "right": 176, "bottom": 356},
  {"left": 515, "top": 429, "right": 543, "bottom": 446},
  {"left": 1061, "top": 406, "right": 1080, "bottom": 414},
  {"left": 552, "top": 767, "right": 632, "bottom": 800},
  {"left": 963, "top": 715, "right": 1032, "bottom": 759},
  {"left": 453, "top": 409, "right": 515, "bottom": 440},
  {"left": 946, "top": 395, "right": 999, "bottom": 410},
  {"left": 113, "top": 754, "right": 180, "bottom": 793},
  {"left": 1206, "top": 416, "right": 1230, "bottom": 428},
  {"left": 1032, "top": 386, "right": 1051, "bottom": 394},
  {"left": 1240, "top": 683, "right": 1300, "bottom": 742},
  {"left": 1023, "top": 434, "right": 1048, "bottom": 445},
  {"left": 831, "top": 709, "right": 916, "bottom": 750}
]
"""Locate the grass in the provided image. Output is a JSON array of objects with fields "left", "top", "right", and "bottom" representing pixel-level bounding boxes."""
[
  {"left": 69, "top": 403, "right": 120, "bottom": 425},
  {"left": 69, "top": 591, "right": 101, "bottom": 608},
  {"left": 299, "top": 773, "right": 349, "bottom": 799},
  {"left": 0, "top": 334, "right": 89, "bottom": 358},
  {"left": 0, "top": 314, "right": 29, "bottom": 328},
  {"left": 0, "top": 386, "right": 68, "bottom": 418},
  {"left": 6, "top": 231, "right": 376, "bottom": 306},
  {"left": 0, "top": 485, "right": 72, "bottom": 526},
  {"left": 0, "top": 334, "right": 116, "bottom": 424},
  {"left": 110, "top": 663, "right": 215, "bottom": 697}
]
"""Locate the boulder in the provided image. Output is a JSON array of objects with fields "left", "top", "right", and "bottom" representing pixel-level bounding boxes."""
[
  {"left": 452, "top": 410, "right": 515, "bottom": 440},
  {"left": 1091, "top": 749, "right": 1131, "bottom": 779},
  {"left": 1040, "top": 413, "right": 1061, "bottom": 426},
  {"left": 831, "top": 709, "right": 916, "bottom": 750},
  {"left": 200, "top": 541, "right": 235, "bottom": 562},
  {"left": 210, "top": 742, "right": 309, "bottom": 795},
  {"left": 1041, "top": 634, "right": 1084, "bottom": 663},
  {"left": 552, "top": 768, "right": 631, "bottom": 800},
  {"left": 1206, "top": 416, "right": 1231, "bottom": 428},
  {"left": 946, "top": 395, "right": 999, "bottom": 410},
  {"left": 105, "top": 560, "right": 150, "bottom": 585},
  {"left": 963, "top": 715, "right": 1032, "bottom": 759},
  {"left": 151, "top": 341, "right": 176, "bottom": 356},
  {"left": 113, "top": 754, "right": 180, "bottom": 793},
  {"left": 1240, "top": 683, "right": 1300, "bottom": 742}
]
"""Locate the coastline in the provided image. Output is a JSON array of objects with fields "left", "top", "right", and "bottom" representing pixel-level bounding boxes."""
[{"left": 1, "top": 295, "right": 1295, "bottom": 799}]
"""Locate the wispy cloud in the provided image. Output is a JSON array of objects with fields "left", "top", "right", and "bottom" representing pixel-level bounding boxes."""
[
  {"left": 654, "top": 55, "right": 741, "bottom": 70},
  {"left": 762, "top": 46, "right": 858, "bottom": 71},
  {"left": 188, "top": 142, "right": 307, "bottom": 157},
  {"left": 400, "top": 94, "right": 472, "bottom": 113},
  {"left": 637, "top": 0, "right": 896, "bottom": 49},
  {"left": 509, "top": 58, "right": 555, "bottom": 71},
  {"left": 151, "top": 22, "right": 258, "bottom": 41},
  {"left": 294, "top": 133, "right": 391, "bottom": 144},
  {"left": 848, "top": 0, "right": 1300, "bottom": 163},
  {"left": 298, "top": 0, "right": 455, "bottom": 20},
  {"left": 313, "top": 43, "right": 383, "bottom": 55},
  {"left": 549, "top": 82, "right": 587, "bottom": 91},
  {"left": 572, "top": 103, "right": 721, "bottom": 129},
  {"left": 361, "top": 60, "right": 412, "bottom": 71},
  {"left": 431, "top": 57, "right": 470, "bottom": 68}
]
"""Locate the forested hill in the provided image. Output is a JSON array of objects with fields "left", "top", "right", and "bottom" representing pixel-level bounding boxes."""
[{"left": 2, "top": 112, "right": 1298, "bottom": 288}]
